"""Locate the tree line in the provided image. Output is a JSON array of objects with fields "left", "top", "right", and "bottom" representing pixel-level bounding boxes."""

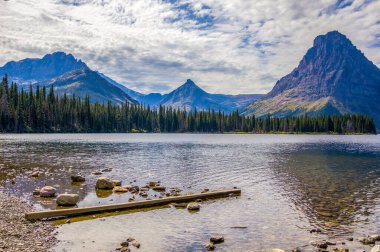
[{"left": 0, "top": 75, "right": 376, "bottom": 134}]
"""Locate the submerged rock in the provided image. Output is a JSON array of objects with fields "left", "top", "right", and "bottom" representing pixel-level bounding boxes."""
[
  {"left": 39, "top": 186, "right": 57, "bottom": 197},
  {"left": 205, "top": 242, "right": 215, "bottom": 251},
  {"left": 71, "top": 175, "right": 85, "bottom": 182},
  {"left": 210, "top": 236, "right": 224, "bottom": 244},
  {"left": 56, "top": 194, "right": 79, "bottom": 206},
  {"left": 113, "top": 186, "right": 131, "bottom": 193},
  {"left": 310, "top": 240, "right": 328, "bottom": 249},
  {"left": 187, "top": 202, "right": 201, "bottom": 211},
  {"left": 31, "top": 171, "right": 40, "bottom": 178},
  {"left": 95, "top": 177, "right": 114, "bottom": 189},
  {"left": 152, "top": 186, "right": 166, "bottom": 191}
]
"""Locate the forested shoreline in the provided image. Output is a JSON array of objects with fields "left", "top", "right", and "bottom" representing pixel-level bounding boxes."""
[{"left": 0, "top": 75, "right": 377, "bottom": 134}]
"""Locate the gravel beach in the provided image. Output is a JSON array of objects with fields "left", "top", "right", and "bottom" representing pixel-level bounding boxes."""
[{"left": 0, "top": 191, "right": 57, "bottom": 252}]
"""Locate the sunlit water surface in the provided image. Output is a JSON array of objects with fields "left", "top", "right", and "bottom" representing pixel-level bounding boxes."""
[{"left": 0, "top": 134, "right": 380, "bottom": 251}]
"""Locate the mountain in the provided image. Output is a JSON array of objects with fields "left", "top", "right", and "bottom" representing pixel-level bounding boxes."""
[
  {"left": 245, "top": 31, "right": 380, "bottom": 126},
  {"left": 0, "top": 52, "right": 88, "bottom": 85},
  {"left": 0, "top": 52, "right": 136, "bottom": 104},
  {"left": 135, "top": 79, "right": 262, "bottom": 112},
  {"left": 0, "top": 51, "right": 261, "bottom": 110},
  {"left": 103, "top": 76, "right": 262, "bottom": 112},
  {"left": 39, "top": 68, "right": 136, "bottom": 104}
]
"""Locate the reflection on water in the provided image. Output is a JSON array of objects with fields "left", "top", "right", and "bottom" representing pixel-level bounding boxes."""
[{"left": 0, "top": 134, "right": 380, "bottom": 251}]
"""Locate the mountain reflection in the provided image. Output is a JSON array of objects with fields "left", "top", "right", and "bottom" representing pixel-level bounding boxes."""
[{"left": 272, "top": 144, "right": 380, "bottom": 233}]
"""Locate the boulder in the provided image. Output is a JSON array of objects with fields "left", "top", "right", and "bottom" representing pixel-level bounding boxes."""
[
  {"left": 56, "top": 194, "right": 79, "bottom": 206},
  {"left": 95, "top": 177, "right": 114, "bottom": 189},
  {"left": 39, "top": 186, "right": 57, "bottom": 197},
  {"left": 112, "top": 180, "right": 122, "bottom": 186},
  {"left": 71, "top": 175, "right": 85, "bottom": 182},
  {"left": 210, "top": 236, "right": 224, "bottom": 244},
  {"left": 187, "top": 202, "right": 201, "bottom": 211}
]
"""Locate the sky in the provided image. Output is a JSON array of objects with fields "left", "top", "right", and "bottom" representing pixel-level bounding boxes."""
[{"left": 0, "top": 0, "right": 379, "bottom": 94}]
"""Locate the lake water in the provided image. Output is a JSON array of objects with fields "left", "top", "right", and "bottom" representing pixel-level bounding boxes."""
[{"left": 0, "top": 134, "right": 380, "bottom": 251}]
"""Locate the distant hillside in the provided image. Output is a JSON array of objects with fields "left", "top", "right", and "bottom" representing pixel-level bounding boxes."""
[{"left": 245, "top": 31, "right": 380, "bottom": 127}]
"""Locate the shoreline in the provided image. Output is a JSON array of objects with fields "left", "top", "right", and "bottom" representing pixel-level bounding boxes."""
[{"left": 0, "top": 191, "right": 57, "bottom": 252}]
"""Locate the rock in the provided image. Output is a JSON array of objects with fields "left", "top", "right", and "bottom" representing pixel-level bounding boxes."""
[
  {"left": 112, "top": 180, "right": 122, "bottom": 186},
  {"left": 370, "top": 245, "right": 380, "bottom": 252},
  {"left": 271, "top": 250, "right": 285, "bottom": 252},
  {"left": 292, "top": 248, "right": 301, "bottom": 252},
  {"left": 95, "top": 177, "right": 114, "bottom": 189},
  {"left": 92, "top": 171, "right": 103, "bottom": 175},
  {"left": 187, "top": 202, "right": 201, "bottom": 211},
  {"left": 71, "top": 175, "right": 85, "bottom": 182},
  {"left": 65, "top": 219, "right": 71, "bottom": 224},
  {"left": 310, "top": 241, "right": 328, "bottom": 249},
  {"left": 210, "top": 236, "right": 224, "bottom": 244},
  {"left": 149, "top": 181, "right": 158, "bottom": 187},
  {"left": 140, "top": 187, "right": 149, "bottom": 191},
  {"left": 113, "top": 186, "right": 131, "bottom": 193},
  {"left": 56, "top": 194, "right": 79, "bottom": 206},
  {"left": 172, "top": 203, "right": 188, "bottom": 208},
  {"left": 101, "top": 168, "right": 112, "bottom": 172},
  {"left": 120, "top": 247, "right": 130, "bottom": 252},
  {"left": 152, "top": 186, "right": 166, "bottom": 191},
  {"left": 139, "top": 192, "right": 148, "bottom": 197},
  {"left": 346, "top": 237, "right": 354, "bottom": 241},
  {"left": 120, "top": 241, "right": 129, "bottom": 247},
  {"left": 131, "top": 240, "right": 140, "bottom": 248},
  {"left": 333, "top": 248, "right": 349, "bottom": 252},
  {"left": 205, "top": 242, "right": 215, "bottom": 251},
  {"left": 326, "top": 241, "right": 337, "bottom": 245},
  {"left": 195, "top": 199, "right": 202, "bottom": 202},
  {"left": 310, "top": 228, "right": 322, "bottom": 233},
  {"left": 31, "top": 171, "right": 40, "bottom": 178},
  {"left": 358, "top": 236, "right": 376, "bottom": 245},
  {"left": 201, "top": 188, "right": 209, "bottom": 193},
  {"left": 32, "top": 188, "right": 41, "bottom": 196},
  {"left": 126, "top": 237, "right": 135, "bottom": 242},
  {"left": 39, "top": 186, "right": 57, "bottom": 197},
  {"left": 369, "top": 235, "right": 380, "bottom": 241}
]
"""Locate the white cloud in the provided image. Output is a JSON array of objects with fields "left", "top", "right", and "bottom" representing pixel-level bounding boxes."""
[{"left": 0, "top": 0, "right": 379, "bottom": 94}]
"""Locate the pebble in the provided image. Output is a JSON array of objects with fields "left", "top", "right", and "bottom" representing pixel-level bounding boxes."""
[{"left": 0, "top": 191, "right": 56, "bottom": 252}]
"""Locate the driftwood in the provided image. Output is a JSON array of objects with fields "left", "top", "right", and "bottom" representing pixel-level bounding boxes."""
[{"left": 25, "top": 188, "right": 241, "bottom": 220}]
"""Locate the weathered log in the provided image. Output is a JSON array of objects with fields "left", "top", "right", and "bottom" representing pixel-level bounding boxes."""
[{"left": 25, "top": 188, "right": 241, "bottom": 220}]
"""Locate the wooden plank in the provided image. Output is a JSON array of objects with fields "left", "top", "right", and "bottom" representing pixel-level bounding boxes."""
[{"left": 25, "top": 188, "right": 241, "bottom": 220}]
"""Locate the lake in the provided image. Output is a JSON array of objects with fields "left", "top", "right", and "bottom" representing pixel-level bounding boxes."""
[{"left": 0, "top": 134, "right": 380, "bottom": 251}]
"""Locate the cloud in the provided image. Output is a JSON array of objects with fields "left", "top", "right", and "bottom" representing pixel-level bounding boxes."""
[{"left": 0, "top": 0, "right": 379, "bottom": 94}]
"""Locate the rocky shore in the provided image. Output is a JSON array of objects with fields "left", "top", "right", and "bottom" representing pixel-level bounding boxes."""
[{"left": 0, "top": 191, "right": 56, "bottom": 252}]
